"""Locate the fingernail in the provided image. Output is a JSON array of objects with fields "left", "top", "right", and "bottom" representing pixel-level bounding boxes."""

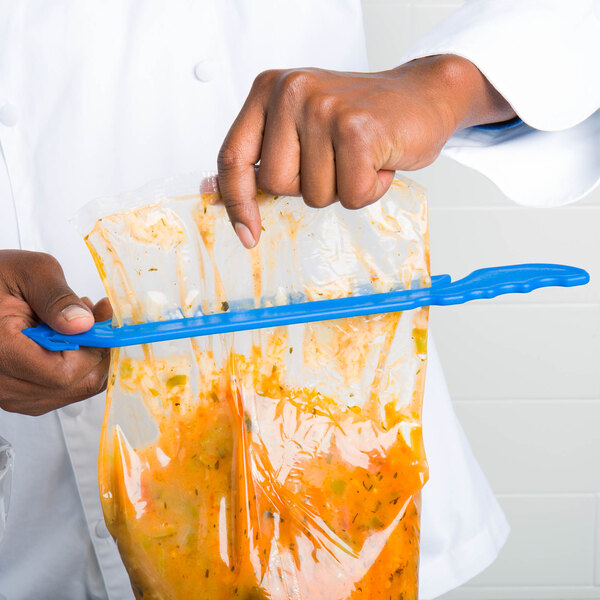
[
  {"left": 62, "top": 305, "right": 92, "bottom": 321},
  {"left": 234, "top": 222, "right": 257, "bottom": 249}
]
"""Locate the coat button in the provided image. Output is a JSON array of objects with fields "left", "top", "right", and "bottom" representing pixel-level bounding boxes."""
[
  {"left": 0, "top": 103, "right": 18, "bottom": 127},
  {"left": 95, "top": 520, "right": 112, "bottom": 539},
  {"left": 194, "top": 60, "right": 215, "bottom": 82},
  {"left": 62, "top": 402, "right": 84, "bottom": 418}
]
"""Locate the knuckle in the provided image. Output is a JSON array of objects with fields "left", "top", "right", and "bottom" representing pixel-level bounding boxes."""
[
  {"left": 224, "top": 198, "right": 249, "bottom": 213},
  {"left": 24, "top": 405, "right": 49, "bottom": 417},
  {"left": 224, "top": 199, "right": 256, "bottom": 224},
  {"left": 13, "top": 251, "right": 61, "bottom": 288},
  {"left": 256, "top": 172, "right": 275, "bottom": 195},
  {"left": 304, "top": 93, "right": 337, "bottom": 122},
  {"left": 0, "top": 396, "right": 47, "bottom": 417},
  {"left": 252, "top": 69, "right": 280, "bottom": 92},
  {"left": 256, "top": 170, "right": 280, "bottom": 195},
  {"left": 338, "top": 194, "right": 364, "bottom": 210},
  {"left": 26, "top": 251, "right": 61, "bottom": 272},
  {"left": 217, "top": 144, "right": 245, "bottom": 173},
  {"left": 0, "top": 251, "right": 60, "bottom": 292},
  {"left": 53, "top": 362, "right": 78, "bottom": 390},
  {"left": 257, "top": 168, "right": 299, "bottom": 197},
  {"left": 0, "top": 396, "right": 16, "bottom": 414},
  {"left": 302, "top": 194, "right": 332, "bottom": 209},
  {"left": 0, "top": 326, "right": 12, "bottom": 357},
  {"left": 338, "top": 182, "right": 378, "bottom": 210},
  {"left": 300, "top": 177, "right": 336, "bottom": 208},
  {"left": 44, "top": 289, "right": 76, "bottom": 314},
  {"left": 2, "top": 403, "right": 28, "bottom": 415},
  {"left": 81, "top": 371, "right": 104, "bottom": 398},
  {"left": 335, "top": 109, "right": 375, "bottom": 142},
  {"left": 277, "top": 69, "right": 315, "bottom": 102}
]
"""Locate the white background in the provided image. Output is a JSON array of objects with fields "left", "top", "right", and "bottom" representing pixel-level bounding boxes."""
[{"left": 361, "top": 1, "right": 600, "bottom": 599}]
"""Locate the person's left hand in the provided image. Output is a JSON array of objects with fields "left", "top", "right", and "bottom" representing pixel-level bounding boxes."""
[
  {"left": 0, "top": 250, "right": 113, "bottom": 416},
  {"left": 217, "top": 55, "right": 515, "bottom": 248}
]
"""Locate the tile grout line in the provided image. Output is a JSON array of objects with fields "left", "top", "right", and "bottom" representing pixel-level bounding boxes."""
[
  {"left": 429, "top": 205, "right": 600, "bottom": 212},
  {"left": 430, "top": 302, "right": 600, "bottom": 308},
  {"left": 496, "top": 492, "right": 598, "bottom": 499},
  {"left": 456, "top": 584, "right": 600, "bottom": 589},
  {"left": 452, "top": 397, "right": 600, "bottom": 403},
  {"left": 592, "top": 493, "right": 600, "bottom": 585}
]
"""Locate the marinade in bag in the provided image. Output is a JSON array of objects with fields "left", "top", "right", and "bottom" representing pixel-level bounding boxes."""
[{"left": 83, "top": 174, "right": 430, "bottom": 600}]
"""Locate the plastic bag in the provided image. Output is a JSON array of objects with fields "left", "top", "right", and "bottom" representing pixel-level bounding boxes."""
[
  {"left": 0, "top": 435, "right": 14, "bottom": 545},
  {"left": 82, "top": 173, "right": 430, "bottom": 600}
]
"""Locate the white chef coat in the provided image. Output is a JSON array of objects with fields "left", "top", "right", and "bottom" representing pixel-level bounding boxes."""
[
  {"left": 1, "top": 1, "right": 598, "bottom": 599},
  {"left": 402, "top": 0, "right": 600, "bottom": 208}
]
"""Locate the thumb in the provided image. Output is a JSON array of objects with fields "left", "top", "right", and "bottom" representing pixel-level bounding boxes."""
[
  {"left": 18, "top": 253, "right": 94, "bottom": 335},
  {"left": 217, "top": 78, "right": 269, "bottom": 249}
]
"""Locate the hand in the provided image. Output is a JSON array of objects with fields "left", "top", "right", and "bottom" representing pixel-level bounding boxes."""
[
  {"left": 0, "top": 250, "right": 112, "bottom": 416},
  {"left": 218, "top": 54, "right": 515, "bottom": 248}
]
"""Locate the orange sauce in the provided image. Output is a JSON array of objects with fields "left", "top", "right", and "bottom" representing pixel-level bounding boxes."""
[
  {"left": 99, "top": 318, "right": 427, "bottom": 599},
  {"left": 89, "top": 180, "right": 430, "bottom": 599}
]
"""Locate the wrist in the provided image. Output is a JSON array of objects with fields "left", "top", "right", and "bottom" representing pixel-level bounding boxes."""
[
  {"left": 388, "top": 55, "right": 516, "bottom": 135},
  {"left": 427, "top": 54, "right": 516, "bottom": 131}
]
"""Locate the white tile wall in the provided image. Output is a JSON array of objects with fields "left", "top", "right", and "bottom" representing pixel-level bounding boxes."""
[
  {"left": 453, "top": 401, "right": 600, "bottom": 494},
  {"left": 441, "top": 585, "right": 600, "bottom": 600},
  {"left": 428, "top": 205, "right": 600, "bottom": 303},
  {"left": 430, "top": 305, "right": 600, "bottom": 400},
  {"left": 474, "top": 495, "right": 596, "bottom": 586},
  {"left": 361, "top": 3, "right": 413, "bottom": 69},
  {"left": 363, "top": 0, "right": 464, "bottom": 68},
  {"left": 361, "top": 1, "right": 600, "bottom": 599},
  {"left": 410, "top": 2, "right": 464, "bottom": 45}
]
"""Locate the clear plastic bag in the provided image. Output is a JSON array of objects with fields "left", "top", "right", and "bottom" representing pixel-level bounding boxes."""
[
  {"left": 0, "top": 435, "right": 14, "bottom": 545},
  {"left": 82, "top": 173, "right": 430, "bottom": 600}
]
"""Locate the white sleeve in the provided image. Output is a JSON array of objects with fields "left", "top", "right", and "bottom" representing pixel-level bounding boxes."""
[{"left": 401, "top": 0, "right": 600, "bottom": 207}]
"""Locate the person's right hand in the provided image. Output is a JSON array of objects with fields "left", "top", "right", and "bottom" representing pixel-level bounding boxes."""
[{"left": 0, "top": 250, "right": 112, "bottom": 416}]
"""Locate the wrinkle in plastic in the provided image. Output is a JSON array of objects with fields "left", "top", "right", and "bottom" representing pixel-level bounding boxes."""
[{"left": 84, "top": 174, "right": 430, "bottom": 600}]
